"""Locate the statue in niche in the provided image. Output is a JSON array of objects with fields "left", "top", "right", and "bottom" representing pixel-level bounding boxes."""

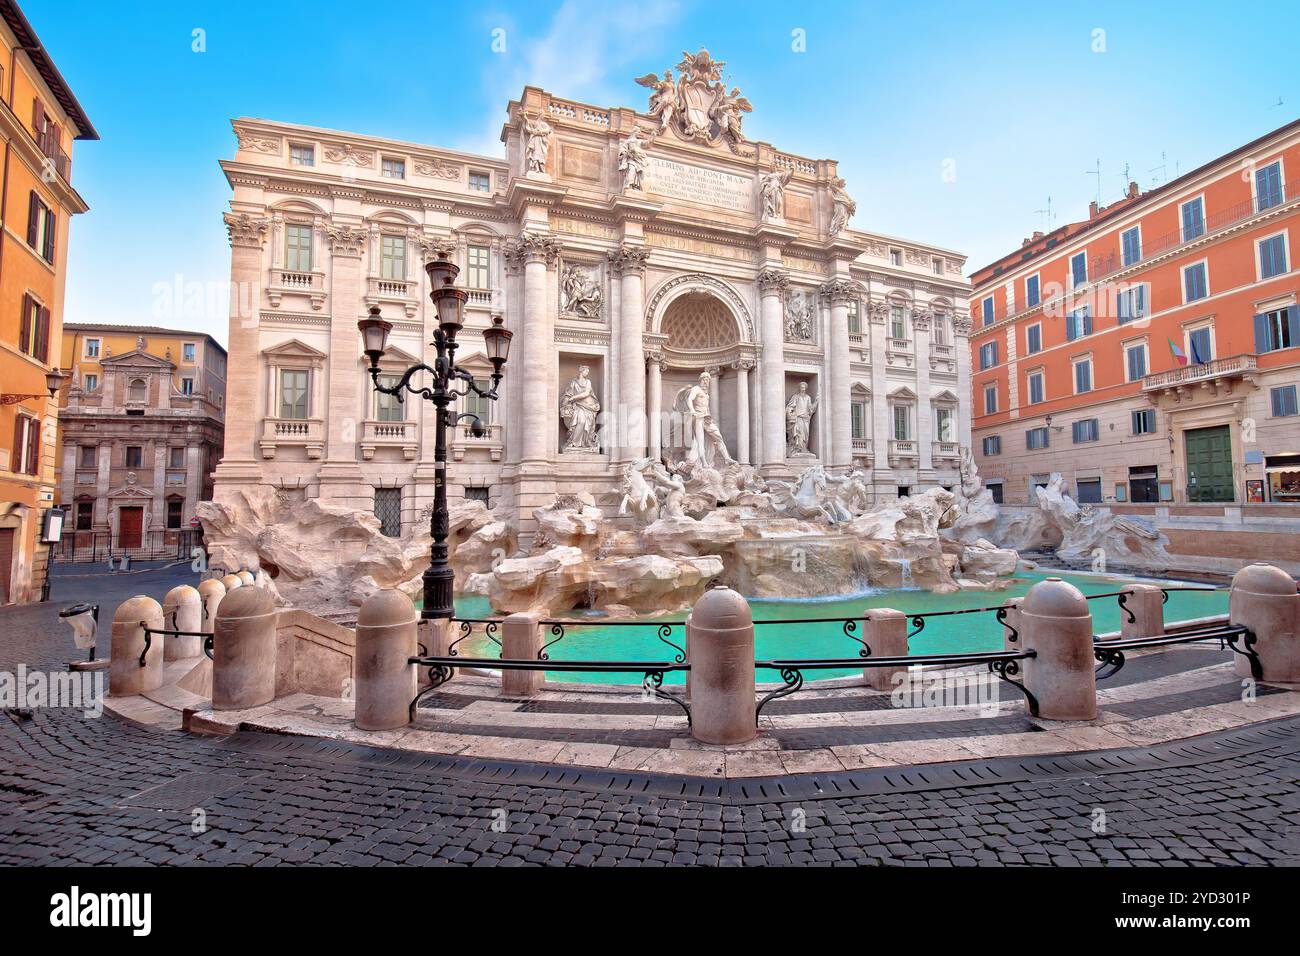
[
  {"left": 560, "top": 265, "right": 602, "bottom": 319},
  {"left": 559, "top": 366, "right": 601, "bottom": 450},
  {"left": 785, "top": 382, "right": 818, "bottom": 456},
  {"left": 521, "top": 112, "right": 552, "bottom": 174},
  {"left": 618, "top": 127, "right": 648, "bottom": 191},
  {"left": 760, "top": 167, "right": 792, "bottom": 219},
  {"left": 829, "top": 176, "right": 856, "bottom": 235},
  {"left": 675, "top": 370, "right": 732, "bottom": 469}
]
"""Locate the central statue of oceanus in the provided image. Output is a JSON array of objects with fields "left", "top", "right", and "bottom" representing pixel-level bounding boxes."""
[{"left": 674, "top": 371, "right": 732, "bottom": 469}]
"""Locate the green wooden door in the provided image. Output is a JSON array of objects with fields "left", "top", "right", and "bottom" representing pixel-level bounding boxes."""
[{"left": 1184, "top": 425, "right": 1234, "bottom": 502}]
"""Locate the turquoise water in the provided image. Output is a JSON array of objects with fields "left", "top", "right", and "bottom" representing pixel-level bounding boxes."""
[{"left": 451, "top": 570, "right": 1228, "bottom": 685}]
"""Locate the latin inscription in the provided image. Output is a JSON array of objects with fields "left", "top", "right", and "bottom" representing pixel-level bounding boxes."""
[{"left": 644, "top": 156, "right": 754, "bottom": 210}]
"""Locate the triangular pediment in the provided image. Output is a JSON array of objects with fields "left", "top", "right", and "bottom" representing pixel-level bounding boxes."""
[
  {"left": 263, "top": 338, "right": 327, "bottom": 360},
  {"left": 101, "top": 349, "right": 174, "bottom": 370},
  {"left": 931, "top": 389, "right": 960, "bottom": 404},
  {"left": 887, "top": 385, "right": 917, "bottom": 400},
  {"left": 107, "top": 484, "right": 154, "bottom": 499}
]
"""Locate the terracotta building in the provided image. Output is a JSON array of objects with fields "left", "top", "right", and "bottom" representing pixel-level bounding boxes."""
[
  {"left": 55, "top": 324, "right": 226, "bottom": 559},
  {"left": 970, "top": 119, "right": 1300, "bottom": 507},
  {"left": 0, "top": 0, "right": 95, "bottom": 604}
]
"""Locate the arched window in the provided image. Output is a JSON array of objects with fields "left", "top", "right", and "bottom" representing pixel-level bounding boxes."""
[{"left": 128, "top": 378, "right": 147, "bottom": 403}]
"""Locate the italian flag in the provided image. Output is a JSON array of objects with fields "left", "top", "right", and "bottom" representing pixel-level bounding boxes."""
[{"left": 1168, "top": 337, "right": 1189, "bottom": 367}]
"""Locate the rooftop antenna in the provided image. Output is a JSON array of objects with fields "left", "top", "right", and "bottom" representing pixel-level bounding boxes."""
[
  {"left": 1084, "top": 158, "right": 1102, "bottom": 208},
  {"left": 1120, "top": 162, "right": 1132, "bottom": 195},
  {"left": 1149, "top": 151, "right": 1168, "bottom": 187},
  {"left": 1034, "top": 196, "right": 1054, "bottom": 232}
]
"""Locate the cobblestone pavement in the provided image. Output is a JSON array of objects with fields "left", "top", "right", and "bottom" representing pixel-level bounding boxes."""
[{"left": 2, "top": 566, "right": 1299, "bottom": 867}]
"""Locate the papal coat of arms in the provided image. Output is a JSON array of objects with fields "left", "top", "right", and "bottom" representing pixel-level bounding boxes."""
[{"left": 635, "top": 49, "right": 752, "bottom": 153}]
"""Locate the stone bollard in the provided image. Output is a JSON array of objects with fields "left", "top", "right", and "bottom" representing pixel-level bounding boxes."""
[
  {"left": 211, "top": 585, "right": 278, "bottom": 710},
  {"left": 162, "top": 585, "right": 203, "bottom": 660},
  {"left": 501, "top": 612, "right": 543, "bottom": 696},
  {"left": 254, "top": 569, "right": 270, "bottom": 589},
  {"left": 863, "top": 608, "right": 908, "bottom": 691},
  {"left": 418, "top": 618, "right": 453, "bottom": 688},
  {"left": 355, "top": 590, "right": 417, "bottom": 730},
  {"left": 109, "top": 596, "right": 165, "bottom": 696},
  {"left": 1019, "top": 577, "right": 1097, "bottom": 720},
  {"left": 1229, "top": 563, "right": 1300, "bottom": 683},
  {"left": 236, "top": 570, "right": 256, "bottom": 587},
  {"left": 1001, "top": 598, "right": 1024, "bottom": 652},
  {"left": 197, "top": 578, "right": 225, "bottom": 641},
  {"left": 1120, "top": 584, "right": 1164, "bottom": 641},
  {"left": 220, "top": 572, "right": 242, "bottom": 592},
  {"left": 688, "top": 586, "right": 756, "bottom": 745}
]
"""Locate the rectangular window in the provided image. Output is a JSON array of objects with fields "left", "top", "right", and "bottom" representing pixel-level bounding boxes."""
[
  {"left": 169, "top": 447, "right": 184, "bottom": 469},
  {"left": 1188, "top": 326, "right": 1213, "bottom": 364},
  {"left": 465, "top": 486, "right": 490, "bottom": 505},
  {"left": 1181, "top": 197, "right": 1205, "bottom": 241},
  {"left": 1027, "top": 371, "right": 1044, "bottom": 405},
  {"left": 1026, "top": 426, "right": 1049, "bottom": 450},
  {"left": 1132, "top": 409, "right": 1157, "bottom": 435},
  {"left": 18, "top": 294, "right": 50, "bottom": 363},
  {"left": 85, "top": 337, "right": 100, "bottom": 358},
  {"left": 935, "top": 407, "right": 955, "bottom": 442},
  {"left": 1072, "top": 418, "right": 1099, "bottom": 443},
  {"left": 983, "top": 384, "right": 998, "bottom": 414},
  {"left": 1121, "top": 226, "right": 1141, "bottom": 266},
  {"left": 978, "top": 341, "right": 998, "bottom": 370},
  {"left": 166, "top": 499, "right": 183, "bottom": 529},
  {"left": 1026, "top": 323, "right": 1041, "bottom": 354},
  {"left": 125, "top": 446, "right": 142, "bottom": 468},
  {"left": 989, "top": 482, "right": 1004, "bottom": 504},
  {"left": 1074, "top": 359, "right": 1092, "bottom": 394},
  {"left": 380, "top": 235, "right": 406, "bottom": 280},
  {"left": 1117, "top": 285, "right": 1147, "bottom": 324},
  {"left": 83, "top": 373, "right": 98, "bottom": 392},
  {"left": 1183, "top": 262, "right": 1208, "bottom": 302},
  {"left": 982, "top": 435, "right": 1001, "bottom": 456},
  {"left": 469, "top": 171, "right": 491, "bottom": 192},
  {"left": 381, "top": 157, "right": 405, "bottom": 179},
  {"left": 1255, "top": 307, "right": 1298, "bottom": 353},
  {"left": 1076, "top": 478, "right": 1103, "bottom": 504},
  {"left": 981, "top": 296, "right": 994, "bottom": 326},
  {"left": 1070, "top": 251, "right": 1088, "bottom": 288},
  {"left": 27, "top": 190, "right": 56, "bottom": 264},
  {"left": 1066, "top": 306, "right": 1092, "bottom": 341},
  {"left": 1271, "top": 385, "right": 1299, "bottom": 417},
  {"left": 462, "top": 379, "right": 492, "bottom": 429},
  {"left": 75, "top": 501, "right": 93, "bottom": 531},
  {"left": 180, "top": 377, "right": 194, "bottom": 395},
  {"left": 1025, "top": 274, "right": 1040, "bottom": 308},
  {"left": 279, "top": 369, "right": 309, "bottom": 419},
  {"left": 1129, "top": 465, "right": 1159, "bottom": 502},
  {"left": 466, "top": 245, "right": 490, "bottom": 289},
  {"left": 374, "top": 488, "right": 402, "bottom": 537},
  {"left": 11, "top": 415, "right": 38, "bottom": 474},
  {"left": 932, "top": 257, "right": 943, "bottom": 275},
  {"left": 847, "top": 300, "right": 861, "bottom": 334},
  {"left": 285, "top": 224, "right": 313, "bottom": 272},
  {"left": 290, "top": 144, "right": 314, "bottom": 166},
  {"left": 890, "top": 248, "right": 902, "bottom": 267},
  {"left": 375, "top": 374, "right": 404, "bottom": 421},
  {"left": 1259, "top": 234, "right": 1288, "bottom": 279},
  {"left": 183, "top": 342, "right": 196, "bottom": 363},
  {"left": 890, "top": 306, "right": 907, "bottom": 339},
  {"left": 1255, "top": 161, "right": 1283, "bottom": 211},
  {"left": 892, "top": 406, "right": 910, "bottom": 441},
  {"left": 1125, "top": 343, "right": 1147, "bottom": 382},
  {"left": 931, "top": 313, "right": 948, "bottom": 345},
  {"left": 78, "top": 445, "right": 95, "bottom": 468},
  {"left": 850, "top": 401, "right": 866, "bottom": 440}
]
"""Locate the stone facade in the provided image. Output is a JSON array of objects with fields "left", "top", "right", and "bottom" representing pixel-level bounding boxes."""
[{"left": 215, "top": 51, "right": 970, "bottom": 542}]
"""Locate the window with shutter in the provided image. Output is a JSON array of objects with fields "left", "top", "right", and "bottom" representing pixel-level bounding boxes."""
[
  {"left": 26, "top": 192, "right": 39, "bottom": 247},
  {"left": 34, "top": 306, "right": 50, "bottom": 363},
  {"left": 42, "top": 210, "right": 56, "bottom": 263},
  {"left": 11, "top": 417, "right": 23, "bottom": 472},
  {"left": 18, "top": 294, "right": 32, "bottom": 353},
  {"left": 25, "top": 418, "right": 40, "bottom": 475}
]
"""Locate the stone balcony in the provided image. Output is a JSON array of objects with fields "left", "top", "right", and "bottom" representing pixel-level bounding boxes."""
[
  {"left": 888, "top": 438, "right": 919, "bottom": 465},
  {"left": 365, "top": 276, "right": 419, "bottom": 317},
  {"left": 932, "top": 440, "right": 961, "bottom": 462},
  {"left": 260, "top": 418, "right": 324, "bottom": 460},
  {"left": 360, "top": 419, "right": 418, "bottom": 461},
  {"left": 886, "top": 337, "right": 914, "bottom": 369},
  {"left": 451, "top": 422, "right": 504, "bottom": 462},
  {"left": 464, "top": 287, "right": 501, "bottom": 312},
  {"left": 267, "top": 269, "right": 326, "bottom": 310},
  {"left": 1142, "top": 354, "right": 1258, "bottom": 399}
]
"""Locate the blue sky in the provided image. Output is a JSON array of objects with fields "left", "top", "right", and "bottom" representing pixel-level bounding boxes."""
[{"left": 29, "top": 0, "right": 1300, "bottom": 346}]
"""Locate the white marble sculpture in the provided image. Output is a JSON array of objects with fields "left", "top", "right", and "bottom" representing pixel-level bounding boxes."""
[
  {"left": 760, "top": 167, "right": 792, "bottom": 219},
  {"left": 522, "top": 112, "right": 552, "bottom": 174},
  {"left": 784, "top": 289, "right": 815, "bottom": 343},
  {"left": 559, "top": 366, "right": 601, "bottom": 451},
  {"left": 634, "top": 49, "right": 750, "bottom": 151},
  {"left": 618, "top": 127, "right": 648, "bottom": 191},
  {"left": 560, "top": 265, "right": 602, "bottom": 318},
  {"left": 785, "top": 383, "right": 818, "bottom": 456},
  {"left": 635, "top": 70, "right": 678, "bottom": 134},
  {"left": 829, "top": 176, "right": 856, "bottom": 235},
  {"left": 676, "top": 371, "right": 732, "bottom": 469}
]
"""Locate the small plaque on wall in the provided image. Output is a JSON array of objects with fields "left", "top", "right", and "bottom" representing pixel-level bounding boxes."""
[
  {"left": 784, "top": 193, "right": 813, "bottom": 223},
  {"left": 1114, "top": 483, "right": 1127, "bottom": 502},
  {"left": 560, "top": 143, "right": 602, "bottom": 182}
]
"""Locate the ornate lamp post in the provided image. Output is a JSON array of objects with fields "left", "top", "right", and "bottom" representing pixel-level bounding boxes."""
[
  {"left": 1, "top": 368, "right": 67, "bottom": 405},
  {"left": 358, "top": 252, "right": 512, "bottom": 620}
]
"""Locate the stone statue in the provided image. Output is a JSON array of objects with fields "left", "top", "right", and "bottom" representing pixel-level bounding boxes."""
[
  {"left": 829, "top": 177, "right": 856, "bottom": 236},
  {"left": 560, "top": 265, "right": 602, "bottom": 318},
  {"left": 675, "top": 371, "right": 731, "bottom": 469},
  {"left": 711, "top": 86, "right": 752, "bottom": 146},
  {"left": 785, "top": 382, "right": 818, "bottom": 456},
  {"left": 760, "top": 168, "right": 792, "bottom": 219},
  {"left": 784, "top": 290, "right": 815, "bottom": 342},
  {"left": 633, "top": 50, "right": 750, "bottom": 150},
  {"left": 634, "top": 70, "right": 678, "bottom": 134},
  {"left": 559, "top": 366, "right": 600, "bottom": 450},
  {"left": 618, "top": 127, "right": 648, "bottom": 191},
  {"left": 522, "top": 112, "right": 552, "bottom": 174}
]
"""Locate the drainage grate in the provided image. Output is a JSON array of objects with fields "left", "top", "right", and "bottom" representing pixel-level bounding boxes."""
[{"left": 119, "top": 772, "right": 254, "bottom": 810}]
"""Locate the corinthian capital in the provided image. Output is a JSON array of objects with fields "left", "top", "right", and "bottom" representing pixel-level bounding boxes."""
[
  {"left": 952, "top": 314, "right": 972, "bottom": 336},
  {"left": 609, "top": 243, "right": 651, "bottom": 276},
  {"left": 513, "top": 231, "right": 560, "bottom": 267},
  {"left": 910, "top": 306, "right": 932, "bottom": 330},
  {"left": 224, "top": 212, "right": 269, "bottom": 249},
  {"left": 325, "top": 224, "right": 368, "bottom": 258},
  {"left": 867, "top": 299, "right": 890, "bottom": 324},
  {"left": 757, "top": 268, "right": 789, "bottom": 295},
  {"left": 818, "top": 277, "right": 863, "bottom": 305}
]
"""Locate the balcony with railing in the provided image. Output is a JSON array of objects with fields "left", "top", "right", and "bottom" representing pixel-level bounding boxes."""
[
  {"left": 259, "top": 418, "right": 325, "bottom": 460},
  {"left": 366, "top": 275, "right": 419, "bottom": 317},
  {"left": 361, "top": 419, "right": 418, "bottom": 461},
  {"left": 267, "top": 269, "right": 325, "bottom": 310},
  {"left": 35, "top": 128, "right": 71, "bottom": 182},
  {"left": 451, "top": 422, "right": 504, "bottom": 461},
  {"left": 1142, "top": 354, "right": 1258, "bottom": 394},
  {"left": 465, "top": 287, "right": 501, "bottom": 312},
  {"left": 888, "top": 438, "right": 919, "bottom": 464},
  {"left": 932, "top": 440, "right": 961, "bottom": 462}
]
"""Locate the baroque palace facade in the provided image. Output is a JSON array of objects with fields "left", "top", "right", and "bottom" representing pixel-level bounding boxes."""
[{"left": 216, "top": 51, "right": 970, "bottom": 540}]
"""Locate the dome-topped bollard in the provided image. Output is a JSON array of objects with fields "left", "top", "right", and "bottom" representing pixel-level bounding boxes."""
[
  {"left": 109, "top": 596, "right": 164, "bottom": 696},
  {"left": 355, "top": 590, "right": 417, "bottom": 730},
  {"left": 211, "top": 586, "right": 277, "bottom": 710},
  {"left": 197, "top": 578, "right": 225, "bottom": 644},
  {"left": 1230, "top": 563, "right": 1299, "bottom": 683},
  {"left": 162, "top": 585, "right": 203, "bottom": 660},
  {"left": 1020, "top": 577, "right": 1097, "bottom": 720},
  {"left": 220, "top": 572, "right": 242, "bottom": 592},
  {"left": 687, "top": 586, "right": 756, "bottom": 745}
]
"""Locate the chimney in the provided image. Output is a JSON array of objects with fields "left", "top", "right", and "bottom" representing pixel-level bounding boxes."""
[
  {"left": 1127, "top": 180, "right": 1140, "bottom": 200},
  {"left": 1088, "top": 200, "right": 1100, "bottom": 219}
]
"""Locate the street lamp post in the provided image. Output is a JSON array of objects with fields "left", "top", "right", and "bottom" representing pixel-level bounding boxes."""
[{"left": 358, "top": 252, "right": 512, "bottom": 620}]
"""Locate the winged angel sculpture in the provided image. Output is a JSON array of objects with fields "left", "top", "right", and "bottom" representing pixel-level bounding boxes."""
[{"left": 635, "top": 49, "right": 752, "bottom": 152}]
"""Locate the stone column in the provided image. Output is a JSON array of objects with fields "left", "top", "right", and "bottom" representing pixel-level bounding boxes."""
[
  {"left": 708, "top": 365, "right": 721, "bottom": 420},
  {"left": 616, "top": 245, "right": 650, "bottom": 461},
  {"left": 863, "top": 608, "right": 907, "bottom": 691},
  {"left": 94, "top": 444, "right": 111, "bottom": 527},
  {"left": 1119, "top": 584, "right": 1164, "bottom": 640},
  {"left": 1229, "top": 563, "right": 1300, "bottom": 682},
  {"left": 1020, "top": 577, "right": 1097, "bottom": 720},
  {"left": 647, "top": 354, "right": 663, "bottom": 460},
  {"left": 757, "top": 269, "right": 788, "bottom": 472},
  {"left": 212, "top": 586, "right": 277, "bottom": 710},
  {"left": 517, "top": 233, "right": 557, "bottom": 467},
  {"left": 868, "top": 301, "right": 892, "bottom": 480},
  {"left": 60, "top": 442, "right": 76, "bottom": 513},
  {"left": 322, "top": 224, "right": 368, "bottom": 470},
  {"left": 821, "top": 279, "right": 856, "bottom": 469},
  {"left": 355, "top": 589, "right": 417, "bottom": 730},
  {"left": 913, "top": 306, "right": 934, "bottom": 474},
  {"left": 150, "top": 444, "right": 167, "bottom": 532},
  {"left": 501, "top": 612, "right": 543, "bottom": 696},
  {"left": 733, "top": 360, "right": 751, "bottom": 465},
  {"left": 109, "top": 595, "right": 164, "bottom": 696},
  {"left": 218, "top": 212, "right": 270, "bottom": 470},
  {"left": 687, "top": 586, "right": 756, "bottom": 744},
  {"left": 184, "top": 444, "right": 201, "bottom": 526},
  {"left": 954, "top": 315, "right": 974, "bottom": 452}
]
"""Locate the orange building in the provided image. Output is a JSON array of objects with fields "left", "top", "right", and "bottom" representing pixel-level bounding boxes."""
[
  {"left": 0, "top": 0, "right": 95, "bottom": 604},
  {"left": 970, "top": 119, "right": 1300, "bottom": 507}
]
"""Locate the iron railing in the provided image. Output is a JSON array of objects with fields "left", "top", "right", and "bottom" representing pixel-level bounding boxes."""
[
  {"left": 56, "top": 529, "right": 201, "bottom": 564},
  {"left": 1093, "top": 622, "right": 1257, "bottom": 680}
]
